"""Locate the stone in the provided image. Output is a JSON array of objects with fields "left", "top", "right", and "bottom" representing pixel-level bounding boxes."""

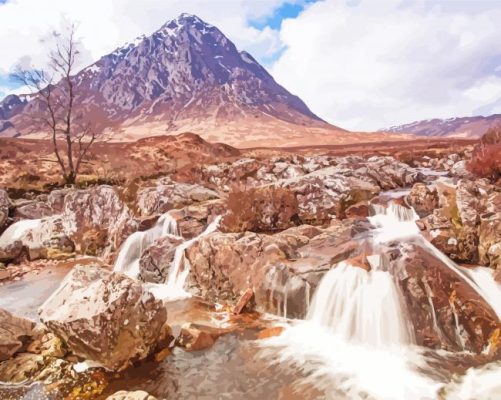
[
  {"left": 139, "top": 235, "right": 183, "bottom": 284},
  {"left": 13, "top": 201, "right": 54, "bottom": 221},
  {"left": 176, "top": 325, "right": 216, "bottom": 352},
  {"left": 396, "top": 243, "right": 500, "bottom": 353},
  {"left": 345, "top": 201, "right": 369, "bottom": 219},
  {"left": 186, "top": 220, "right": 362, "bottom": 318},
  {"left": 257, "top": 326, "right": 285, "bottom": 340},
  {"left": 106, "top": 390, "right": 157, "bottom": 400},
  {"left": 62, "top": 185, "right": 138, "bottom": 255},
  {"left": 136, "top": 178, "right": 219, "bottom": 216},
  {"left": 39, "top": 265, "right": 168, "bottom": 371},
  {"left": 221, "top": 186, "right": 300, "bottom": 233},
  {"left": 0, "top": 308, "right": 35, "bottom": 361},
  {"left": 232, "top": 288, "right": 254, "bottom": 315},
  {"left": 0, "top": 240, "right": 24, "bottom": 263},
  {"left": 406, "top": 183, "right": 439, "bottom": 218}
]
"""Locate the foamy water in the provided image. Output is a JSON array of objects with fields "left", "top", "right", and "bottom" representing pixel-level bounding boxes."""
[{"left": 113, "top": 213, "right": 179, "bottom": 278}]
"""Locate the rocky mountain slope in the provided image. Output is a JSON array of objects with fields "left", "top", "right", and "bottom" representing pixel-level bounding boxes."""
[
  {"left": 384, "top": 113, "right": 501, "bottom": 138},
  {"left": 0, "top": 13, "right": 357, "bottom": 147}
]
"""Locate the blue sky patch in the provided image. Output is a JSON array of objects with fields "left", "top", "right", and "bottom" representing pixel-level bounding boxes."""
[{"left": 251, "top": 0, "right": 317, "bottom": 30}]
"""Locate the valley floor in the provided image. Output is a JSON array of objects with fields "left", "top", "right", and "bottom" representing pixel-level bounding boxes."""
[{"left": 0, "top": 133, "right": 499, "bottom": 400}]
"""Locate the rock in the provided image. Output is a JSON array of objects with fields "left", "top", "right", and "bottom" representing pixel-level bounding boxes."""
[
  {"left": 0, "top": 308, "right": 35, "bottom": 361},
  {"left": 406, "top": 183, "right": 439, "bottom": 218},
  {"left": 232, "top": 288, "right": 254, "bottom": 315},
  {"left": 0, "top": 240, "right": 24, "bottom": 263},
  {"left": 106, "top": 390, "right": 157, "bottom": 400},
  {"left": 136, "top": 178, "right": 219, "bottom": 216},
  {"left": 39, "top": 265, "right": 168, "bottom": 371},
  {"left": 62, "top": 186, "right": 137, "bottom": 255},
  {"left": 0, "top": 352, "right": 45, "bottom": 382},
  {"left": 221, "top": 186, "right": 299, "bottom": 232},
  {"left": 186, "top": 220, "right": 362, "bottom": 318},
  {"left": 0, "top": 189, "right": 11, "bottom": 233},
  {"left": 478, "top": 192, "right": 501, "bottom": 269},
  {"left": 345, "top": 201, "right": 369, "bottom": 219},
  {"left": 13, "top": 201, "right": 54, "bottom": 221},
  {"left": 258, "top": 326, "right": 285, "bottom": 340},
  {"left": 139, "top": 235, "right": 183, "bottom": 284},
  {"left": 170, "top": 199, "right": 225, "bottom": 239},
  {"left": 176, "top": 325, "right": 216, "bottom": 352},
  {"left": 395, "top": 243, "right": 500, "bottom": 353}
]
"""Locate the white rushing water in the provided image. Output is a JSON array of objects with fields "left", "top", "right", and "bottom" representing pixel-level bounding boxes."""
[
  {"left": 113, "top": 213, "right": 179, "bottom": 278},
  {"left": 259, "top": 196, "right": 501, "bottom": 400},
  {"left": 307, "top": 261, "right": 414, "bottom": 347},
  {"left": 152, "top": 215, "right": 222, "bottom": 300}
]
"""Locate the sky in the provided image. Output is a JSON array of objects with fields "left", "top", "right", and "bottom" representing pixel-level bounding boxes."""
[{"left": 0, "top": 0, "right": 500, "bottom": 131}]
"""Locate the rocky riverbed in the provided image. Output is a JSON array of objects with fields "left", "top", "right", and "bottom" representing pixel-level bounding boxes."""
[{"left": 0, "top": 143, "right": 500, "bottom": 400}]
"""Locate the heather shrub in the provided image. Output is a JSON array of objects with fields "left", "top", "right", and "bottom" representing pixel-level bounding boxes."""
[{"left": 467, "top": 127, "right": 501, "bottom": 181}]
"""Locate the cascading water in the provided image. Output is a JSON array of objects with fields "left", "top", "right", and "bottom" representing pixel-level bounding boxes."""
[
  {"left": 113, "top": 213, "right": 179, "bottom": 278},
  {"left": 150, "top": 215, "right": 222, "bottom": 299},
  {"left": 259, "top": 195, "right": 501, "bottom": 400},
  {"left": 307, "top": 261, "right": 414, "bottom": 347}
]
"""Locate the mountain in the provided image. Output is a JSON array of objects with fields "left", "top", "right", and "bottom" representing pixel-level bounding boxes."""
[
  {"left": 384, "top": 114, "right": 501, "bottom": 138},
  {"left": 0, "top": 13, "right": 356, "bottom": 148}
]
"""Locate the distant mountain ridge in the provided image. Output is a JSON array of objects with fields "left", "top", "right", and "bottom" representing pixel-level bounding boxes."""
[
  {"left": 0, "top": 13, "right": 348, "bottom": 147},
  {"left": 384, "top": 114, "right": 501, "bottom": 138}
]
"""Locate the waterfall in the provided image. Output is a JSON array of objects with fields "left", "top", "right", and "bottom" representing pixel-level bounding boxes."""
[
  {"left": 368, "top": 201, "right": 420, "bottom": 243},
  {"left": 151, "top": 215, "right": 222, "bottom": 299},
  {"left": 0, "top": 219, "right": 42, "bottom": 249},
  {"left": 307, "top": 261, "right": 414, "bottom": 347},
  {"left": 113, "top": 213, "right": 179, "bottom": 278}
]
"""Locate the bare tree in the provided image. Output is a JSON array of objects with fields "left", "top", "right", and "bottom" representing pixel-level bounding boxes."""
[{"left": 14, "top": 24, "right": 95, "bottom": 185}]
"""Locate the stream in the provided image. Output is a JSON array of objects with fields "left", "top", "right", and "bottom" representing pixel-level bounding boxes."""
[{"left": 0, "top": 176, "right": 500, "bottom": 400}]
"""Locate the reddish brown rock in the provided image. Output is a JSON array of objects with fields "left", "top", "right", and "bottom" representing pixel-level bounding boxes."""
[
  {"left": 62, "top": 186, "right": 138, "bottom": 255},
  {"left": 39, "top": 265, "right": 168, "bottom": 371},
  {"left": 176, "top": 325, "right": 216, "bottom": 352},
  {"left": 139, "top": 235, "right": 183, "bottom": 284},
  {"left": 13, "top": 201, "right": 54, "bottom": 221},
  {"left": 345, "top": 201, "right": 369, "bottom": 219},
  {"left": 221, "top": 186, "right": 299, "bottom": 233},
  {"left": 257, "top": 326, "right": 285, "bottom": 340},
  {"left": 232, "top": 288, "right": 254, "bottom": 315},
  {"left": 0, "top": 308, "right": 35, "bottom": 361},
  {"left": 396, "top": 243, "right": 500, "bottom": 354},
  {"left": 406, "top": 183, "right": 439, "bottom": 218},
  {"left": 136, "top": 178, "right": 219, "bottom": 217},
  {"left": 186, "top": 220, "right": 362, "bottom": 318}
]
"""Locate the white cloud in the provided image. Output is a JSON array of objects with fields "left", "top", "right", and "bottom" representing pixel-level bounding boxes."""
[
  {"left": 0, "top": 0, "right": 288, "bottom": 76},
  {"left": 271, "top": 0, "right": 501, "bottom": 130}
]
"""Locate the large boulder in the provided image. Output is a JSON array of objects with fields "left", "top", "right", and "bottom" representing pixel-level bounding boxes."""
[
  {"left": 139, "top": 235, "right": 183, "bottom": 284},
  {"left": 406, "top": 183, "right": 439, "bottom": 218},
  {"left": 394, "top": 242, "right": 500, "bottom": 354},
  {"left": 136, "top": 178, "right": 219, "bottom": 217},
  {"left": 221, "top": 186, "right": 300, "bottom": 233},
  {"left": 62, "top": 186, "right": 137, "bottom": 255},
  {"left": 186, "top": 220, "right": 365, "bottom": 318},
  {"left": 0, "top": 308, "right": 35, "bottom": 361},
  {"left": 39, "top": 265, "right": 168, "bottom": 371}
]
